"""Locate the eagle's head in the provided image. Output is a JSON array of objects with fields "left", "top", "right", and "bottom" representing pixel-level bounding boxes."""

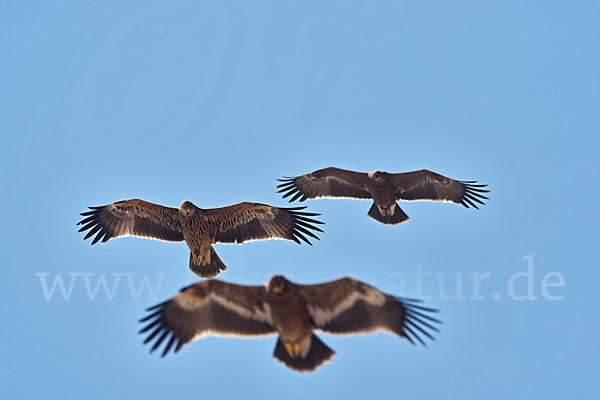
[
  {"left": 268, "top": 275, "right": 291, "bottom": 297},
  {"left": 179, "top": 201, "right": 196, "bottom": 217},
  {"left": 368, "top": 170, "right": 388, "bottom": 183}
]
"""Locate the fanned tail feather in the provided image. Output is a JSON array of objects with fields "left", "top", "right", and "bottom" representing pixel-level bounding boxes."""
[
  {"left": 273, "top": 334, "right": 335, "bottom": 372},
  {"left": 189, "top": 247, "right": 227, "bottom": 279},
  {"left": 367, "top": 202, "right": 409, "bottom": 225}
]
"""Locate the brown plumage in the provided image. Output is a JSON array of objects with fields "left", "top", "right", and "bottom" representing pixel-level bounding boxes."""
[
  {"left": 277, "top": 167, "right": 490, "bottom": 225},
  {"left": 77, "top": 199, "right": 323, "bottom": 278},
  {"left": 139, "top": 276, "right": 440, "bottom": 372}
]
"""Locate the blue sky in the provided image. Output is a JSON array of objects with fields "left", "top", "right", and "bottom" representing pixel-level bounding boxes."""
[{"left": 1, "top": 1, "right": 598, "bottom": 398}]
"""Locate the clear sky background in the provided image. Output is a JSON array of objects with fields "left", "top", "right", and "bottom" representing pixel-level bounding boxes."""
[{"left": 1, "top": 1, "right": 598, "bottom": 399}]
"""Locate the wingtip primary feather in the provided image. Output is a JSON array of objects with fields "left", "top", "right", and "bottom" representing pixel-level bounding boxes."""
[
  {"left": 138, "top": 317, "right": 161, "bottom": 333},
  {"left": 462, "top": 196, "right": 479, "bottom": 209},
  {"left": 161, "top": 334, "right": 177, "bottom": 357},
  {"left": 145, "top": 300, "right": 168, "bottom": 312},
  {"left": 139, "top": 309, "right": 162, "bottom": 323},
  {"left": 151, "top": 330, "right": 170, "bottom": 353},
  {"left": 143, "top": 326, "right": 164, "bottom": 345},
  {"left": 293, "top": 229, "right": 312, "bottom": 245},
  {"left": 403, "top": 324, "right": 426, "bottom": 346},
  {"left": 283, "top": 205, "right": 307, "bottom": 211},
  {"left": 77, "top": 222, "right": 95, "bottom": 233},
  {"left": 406, "top": 313, "right": 441, "bottom": 333},
  {"left": 458, "top": 181, "right": 491, "bottom": 209},
  {"left": 399, "top": 299, "right": 442, "bottom": 346},
  {"left": 282, "top": 189, "right": 300, "bottom": 199},
  {"left": 405, "top": 319, "right": 435, "bottom": 342},
  {"left": 294, "top": 225, "right": 320, "bottom": 240}
]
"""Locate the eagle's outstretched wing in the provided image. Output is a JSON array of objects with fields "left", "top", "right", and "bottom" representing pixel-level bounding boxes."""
[
  {"left": 298, "top": 278, "right": 440, "bottom": 345},
  {"left": 211, "top": 203, "right": 324, "bottom": 245},
  {"left": 277, "top": 167, "right": 372, "bottom": 202},
  {"left": 139, "top": 280, "right": 276, "bottom": 357},
  {"left": 391, "top": 169, "right": 489, "bottom": 209},
  {"left": 77, "top": 199, "right": 184, "bottom": 245}
]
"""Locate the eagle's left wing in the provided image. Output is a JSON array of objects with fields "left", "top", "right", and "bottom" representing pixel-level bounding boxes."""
[
  {"left": 139, "top": 280, "right": 276, "bottom": 357},
  {"left": 210, "top": 202, "right": 324, "bottom": 245},
  {"left": 298, "top": 278, "right": 440, "bottom": 345},
  {"left": 390, "top": 169, "right": 489, "bottom": 209}
]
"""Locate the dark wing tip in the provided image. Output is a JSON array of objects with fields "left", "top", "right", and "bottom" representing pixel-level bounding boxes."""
[
  {"left": 399, "top": 297, "right": 424, "bottom": 304},
  {"left": 462, "top": 196, "right": 479, "bottom": 209},
  {"left": 288, "top": 208, "right": 325, "bottom": 244},
  {"left": 282, "top": 206, "right": 308, "bottom": 212},
  {"left": 459, "top": 181, "right": 490, "bottom": 208},
  {"left": 292, "top": 228, "right": 313, "bottom": 245},
  {"left": 139, "top": 302, "right": 182, "bottom": 358},
  {"left": 277, "top": 177, "right": 297, "bottom": 184},
  {"left": 400, "top": 299, "right": 442, "bottom": 346},
  {"left": 77, "top": 206, "right": 106, "bottom": 243},
  {"left": 77, "top": 206, "right": 101, "bottom": 222},
  {"left": 283, "top": 206, "right": 325, "bottom": 222},
  {"left": 403, "top": 324, "right": 426, "bottom": 346},
  {"left": 460, "top": 181, "right": 490, "bottom": 192},
  {"left": 277, "top": 178, "right": 305, "bottom": 203},
  {"left": 145, "top": 300, "right": 169, "bottom": 312}
]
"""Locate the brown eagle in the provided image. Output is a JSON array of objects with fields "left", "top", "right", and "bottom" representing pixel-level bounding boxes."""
[
  {"left": 77, "top": 200, "right": 323, "bottom": 279},
  {"left": 139, "top": 275, "right": 440, "bottom": 372},
  {"left": 277, "top": 167, "right": 489, "bottom": 225}
]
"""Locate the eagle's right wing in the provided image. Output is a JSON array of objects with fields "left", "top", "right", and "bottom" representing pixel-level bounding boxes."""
[
  {"left": 277, "top": 167, "right": 372, "bottom": 202},
  {"left": 77, "top": 199, "right": 184, "bottom": 244},
  {"left": 139, "top": 280, "right": 276, "bottom": 357}
]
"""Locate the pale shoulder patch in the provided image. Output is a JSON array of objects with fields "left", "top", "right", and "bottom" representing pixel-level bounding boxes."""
[
  {"left": 173, "top": 286, "right": 273, "bottom": 324},
  {"left": 307, "top": 288, "right": 386, "bottom": 327}
]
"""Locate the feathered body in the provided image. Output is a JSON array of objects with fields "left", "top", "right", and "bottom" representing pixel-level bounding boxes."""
[
  {"left": 278, "top": 167, "right": 489, "bottom": 225},
  {"left": 78, "top": 199, "right": 323, "bottom": 278},
  {"left": 139, "top": 276, "right": 440, "bottom": 372}
]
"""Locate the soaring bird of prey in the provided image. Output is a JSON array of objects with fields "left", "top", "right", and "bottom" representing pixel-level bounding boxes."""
[
  {"left": 139, "top": 275, "right": 440, "bottom": 372},
  {"left": 77, "top": 200, "right": 323, "bottom": 279},
  {"left": 277, "top": 167, "right": 489, "bottom": 225}
]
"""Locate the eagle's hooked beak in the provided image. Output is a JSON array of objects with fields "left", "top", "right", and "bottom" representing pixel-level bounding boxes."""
[{"left": 271, "top": 284, "right": 283, "bottom": 294}]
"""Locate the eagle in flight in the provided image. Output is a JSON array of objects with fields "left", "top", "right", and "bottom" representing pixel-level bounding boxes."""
[
  {"left": 277, "top": 167, "right": 489, "bottom": 225},
  {"left": 139, "top": 275, "right": 440, "bottom": 372},
  {"left": 77, "top": 200, "right": 323, "bottom": 278}
]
